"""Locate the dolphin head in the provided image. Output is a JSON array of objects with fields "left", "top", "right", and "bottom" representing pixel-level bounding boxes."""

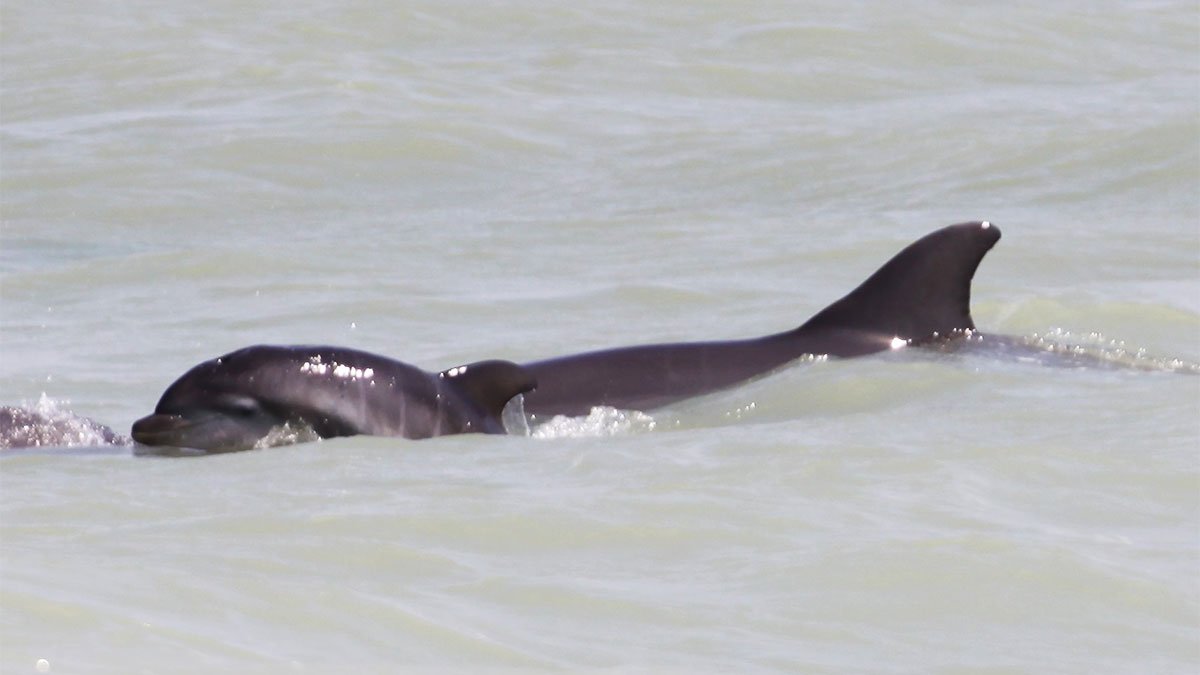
[
  {"left": 130, "top": 348, "right": 326, "bottom": 454},
  {"left": 131, "top": 393, "right": 297, "bottom": 454},
  {"left": 131, "top": 382, "right": 301, "bottom": 454}
]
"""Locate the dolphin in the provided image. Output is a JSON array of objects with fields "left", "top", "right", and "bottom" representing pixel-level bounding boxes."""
[
  {"left": 519, "top": 221, "right": 1001, "bottom": 419},
  {"left": 131, "top": 346, "right": 536, "bottom": 453}
]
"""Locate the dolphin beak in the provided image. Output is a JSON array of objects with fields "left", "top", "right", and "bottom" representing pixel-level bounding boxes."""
[
  {"left": 130, "top": 413, "right": 191, "bottom": 446},
  {"left": 131, "top": 410, "right": 280, "bottom": 454}
]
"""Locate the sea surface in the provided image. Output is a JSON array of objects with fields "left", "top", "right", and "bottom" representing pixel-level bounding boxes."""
[{"left": 2, "top": 1, "right": 1198, "bottom": 673}]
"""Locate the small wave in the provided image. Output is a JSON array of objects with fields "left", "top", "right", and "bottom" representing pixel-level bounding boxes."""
[
  {"left": 936, "top": 329, "right": 1200, "bottom": 374},
  {"left": 1017, "top": 328, "right": 1200, "bottom": 374}
]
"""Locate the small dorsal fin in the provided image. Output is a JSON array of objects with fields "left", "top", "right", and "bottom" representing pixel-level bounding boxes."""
[
  {"left": 439, "top": 360, "right": 537, "bottom": 425},
  {"left": 795, "top": 221, "right": 1001, "bottom": 351}
]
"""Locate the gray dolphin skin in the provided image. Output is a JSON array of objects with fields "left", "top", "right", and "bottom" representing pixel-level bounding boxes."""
[
  {"left": 519, "top": 221, "right": 1001, "bottom": 419},
  {"left": 131, "top": 346, "right": 536, "bottom": 453}
]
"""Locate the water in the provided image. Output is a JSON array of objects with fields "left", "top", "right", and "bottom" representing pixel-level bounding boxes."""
[{"left": 2, "top": 1, "right": 1198, "bottom": 672}]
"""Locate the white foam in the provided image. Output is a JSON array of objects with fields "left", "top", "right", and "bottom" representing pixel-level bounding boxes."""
[
  {"left": 5, "top": 395, "right": 126, "bottom": 448},
  {"left": 528, "top": 406, "right": 657, "bottom": 439},
  {"left": 254, "top": 422, "right": 321, "bottom": 449}
]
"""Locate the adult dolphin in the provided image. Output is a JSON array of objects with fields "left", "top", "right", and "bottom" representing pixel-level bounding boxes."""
[
  {"left": 132, "top": 346, "right": 536, "bottom": 453},
  {"left": 519, "top": 221, "right": 1001, "bottom": 419}
]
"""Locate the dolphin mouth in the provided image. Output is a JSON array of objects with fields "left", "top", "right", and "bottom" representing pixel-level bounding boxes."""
[{"left": 130, "top": 413, "right": 193, "bottom": 446}]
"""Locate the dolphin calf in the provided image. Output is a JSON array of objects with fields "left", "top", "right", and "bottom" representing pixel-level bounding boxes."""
[
  {"left": 132, "top": 346, "right": 536, "bottom": 453},
  {"left": 519, "top": 221, "right": 1001, "bottom": 419}
]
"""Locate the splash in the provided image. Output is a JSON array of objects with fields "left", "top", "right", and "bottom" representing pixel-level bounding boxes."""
[
  {"left": 254, "top": 421, "right": 322, "bottom": 450},
  {"left": 1, "top": 395, "right": 130, "bottom": 449},
  {"left": 530, "top": 407, "right": 658, "bottom": 439},
  {"left": 502, "top": 395, "right": 658, "bottom": 440},
  {"left": 501, "top": 394, "right": 532, "bottom": 436}
]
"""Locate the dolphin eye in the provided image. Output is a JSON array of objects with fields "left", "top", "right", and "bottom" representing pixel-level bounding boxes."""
[{"left": 220, "top": 396, "right": 261, "bottom": 418}]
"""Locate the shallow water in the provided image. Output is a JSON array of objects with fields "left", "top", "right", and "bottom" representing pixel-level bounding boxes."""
[{"left": 2, "top": 1, "right": 1199, "bottom": 672}]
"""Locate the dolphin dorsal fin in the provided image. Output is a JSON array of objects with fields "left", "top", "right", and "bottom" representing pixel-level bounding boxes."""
[
  {"left": 794, "top": 222, "right": 1001, "bottom": 352},
  {"left": 440, "top": 360, "right": 537, "bottom": 422}
]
